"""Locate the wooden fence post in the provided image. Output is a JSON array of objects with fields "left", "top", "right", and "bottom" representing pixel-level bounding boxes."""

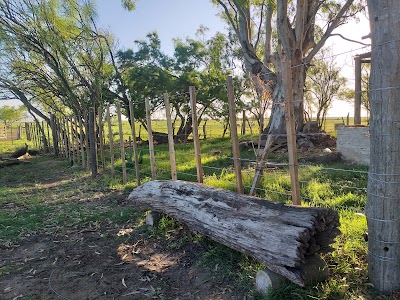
[
  {"left": 62, "top": 118, "right": 69, "bottom": 160},
  {"left": 69, "top": 118, "right": 75, "bottom": 165},
  {"left": 227, "top": 76, "right": 244, "bottom": 194},
  {"left": 189, "top": 86, "right": 203, "bottom": 183},
  {"left": 88, "top": 107, "right": 98, "bottom": 177},
  {"left": 106, "top": 105, "right": 115, "bottom": 178},
  {"left": 31, "top": 123, "right": 36, "bottom": 148},
  {"left": 354, "top": 55, "right": 362, "bottom": 125},
  {"left": 116, "top": 103, "right": 127, "bottom": 184},
  {"left": 282, "top": 60, "right": 301, "bottom": 206},
  {"left": 84, "top": 112, "right": 90, "bottom": 170},
  {"left": 56, "top": 119, "right": 62, "bottom": 156},
  {"left": 79, "top": 117, "right": 85, "bottom": 169},
  {"left": 58, "top": 119, "right": 65, "bottom": 157},
  {"left": 73, "top": 116, "right": 79, "bottom": 165},
  {"left": 129, "top": 100, "right": 141, "bottom": 186},
  {"left": 46, "top": 121, "right": 51, "bottom": 150},
  {"left": 25, "top": 122, "right": 31, "bottom": 141},
  {"left": 50, "top": 114, "right": 59, "bottom": 156},
  {"left": 98, "top": 107, "right": 106, "bottom": 173},
  {"left": 164, "top": 93, "right": 177, "bottom": 180},
  {"left": 145, "top": 97, "right": 156, "bottom": 180},
  {"left": 241, "top": 110, "right": 246, "bottom": 135}
]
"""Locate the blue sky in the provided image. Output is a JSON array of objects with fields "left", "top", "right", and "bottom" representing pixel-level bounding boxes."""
[{"left": 95, "top": 0, "right": 227, "bottom": 54}]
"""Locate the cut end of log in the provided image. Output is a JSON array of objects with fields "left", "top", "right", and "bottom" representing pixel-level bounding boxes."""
[{"left": 256, "top": 269, "right": 286, "bottom": 292}]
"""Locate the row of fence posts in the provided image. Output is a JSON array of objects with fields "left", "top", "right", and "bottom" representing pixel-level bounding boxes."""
[
  {"left": 17, "top": 121, "right": 51, "bottom": 150},
  {"left": 47, "top": 70, "right": 300, "bottom": 206}
]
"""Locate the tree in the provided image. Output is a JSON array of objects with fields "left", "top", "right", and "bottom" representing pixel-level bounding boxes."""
[
  {"left": 305, "top": 49, "right": 349, "bottom": 128},
  {"left": 366, "top": 0, "right": 400, "bottom": 294},
  {"left": 0, "top": 0, "right": 116, "bottom": 117},
  {"left": 117, "top": 30, "right": 246, "bottom": 141},
  {"left": 0, "top": 105, "right": 21, "bottom": 125},
  {"left": 360, "top": 64, "right": 370, "bottom": 113},
  {"left": 212, "top": 0, "right": 364, "bottom": 135}
]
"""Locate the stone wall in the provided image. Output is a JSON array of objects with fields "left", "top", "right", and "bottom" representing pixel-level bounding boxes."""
[{"left": 337, "top": 126, "right": 370, "bottom": 165}]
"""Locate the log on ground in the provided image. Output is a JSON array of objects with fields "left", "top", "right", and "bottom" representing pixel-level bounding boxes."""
[{"left": 127, "top": 180, "right": 340, "bottom": 286}]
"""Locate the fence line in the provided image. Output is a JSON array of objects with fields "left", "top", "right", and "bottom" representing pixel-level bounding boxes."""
[{"left": 9, "top": 76, "right": 368, "bottom": 208}]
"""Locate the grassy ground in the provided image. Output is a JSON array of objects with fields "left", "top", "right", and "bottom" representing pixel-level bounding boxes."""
[{"left": 0, "top": 117, "right": 395, "bottom": 300}]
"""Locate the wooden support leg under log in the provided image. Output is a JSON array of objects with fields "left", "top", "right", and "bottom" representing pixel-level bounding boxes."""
[
  {"left": 128, "top": 180, "right": 340, "bottom": 286},
  {"left": 145, "top": 212, "right": 161, "bottom": 227},
  {"left": 256, "top": 255, "right": 329, "bottom": 292}
]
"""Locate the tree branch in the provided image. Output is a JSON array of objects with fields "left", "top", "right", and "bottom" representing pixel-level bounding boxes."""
[{"left": 305, "top": 0, "right": 355, "bottom": 63}]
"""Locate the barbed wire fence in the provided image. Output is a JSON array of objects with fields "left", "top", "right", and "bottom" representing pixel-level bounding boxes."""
[{"left": 24, "top": 41, "right": 376, "bottom": 208}]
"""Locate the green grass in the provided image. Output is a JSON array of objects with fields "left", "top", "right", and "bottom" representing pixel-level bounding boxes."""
[{"left": 0, "top": 117, "right": 393, "bottom": 299}]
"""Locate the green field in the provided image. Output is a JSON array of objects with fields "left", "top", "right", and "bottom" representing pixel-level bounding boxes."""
[{"left": 0, "top": 117, "right": 391, "bottom": 299}]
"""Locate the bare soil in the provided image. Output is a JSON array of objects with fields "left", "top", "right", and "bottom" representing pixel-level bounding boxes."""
[{"left": 0, "top": 158, "right": 244, "bottom": 300}]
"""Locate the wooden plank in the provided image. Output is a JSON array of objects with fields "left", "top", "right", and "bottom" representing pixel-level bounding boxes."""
[
  {"left": 88, "top": 107, "right": 98, "bottom": 177},
  {"left": 164, "top": 93, "right": 177, "bottom": 180},
  {"left": 226, "top": 76, "right": 244, "bottom": 194},
  {"left": 282, "top": 60, "right": 301, "bottom": 206},
  {"left": 116, "top": 103, "right": 127, "bottom": 184},
  {"left": 354, "top": 55, "right": 362, "bottom": 125},
  {"left": 98, "top": 107, "right": 106, "bottom": 173},
  {"left": 189, "top": 86, "right": 203, "bottom": 183},
  {"left": 145, "top": 97, "right": 156, "bottom": 180},
  {"left": 106, "top": 105, "right": 115, "bottom": 178},
  {"left": 129, "top": 100, "right": 141, "bottom": 186}
]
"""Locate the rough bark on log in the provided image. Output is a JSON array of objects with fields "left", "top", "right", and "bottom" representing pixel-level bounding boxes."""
[
  {"left": 0, "top": 158, "right": 30, "bottom": 168},
  {"left": 127, "top": 180, "right": 340, "bottom": 286}
]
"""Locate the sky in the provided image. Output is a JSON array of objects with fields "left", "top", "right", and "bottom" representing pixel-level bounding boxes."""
[
  {"left": 2, "top": 1, "right": 371, "bottom": 117},
  {"left": 95, "top": 0, "right": 227, "bottom": 55}
]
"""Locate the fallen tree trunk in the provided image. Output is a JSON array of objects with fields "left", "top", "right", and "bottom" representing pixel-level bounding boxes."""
[
  {"left": 0, "top": 158, "right": 30, "bottom": 168},
  {"left": 128, "top": 180, "right": 340, "bottom": 286}
]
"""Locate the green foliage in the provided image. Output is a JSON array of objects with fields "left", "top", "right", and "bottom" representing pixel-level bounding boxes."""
[
  {"left": 305, "top": 48, "right": 352, "bottom": 128},
  {"left": 117, "top": 29, "right": 247, "bottom": 136},
  {"left": 0, "top": 105, "right": 22, "bottom": 124},
  {"left": 0, "top": 0, "right": 116, "bottom": 117}
]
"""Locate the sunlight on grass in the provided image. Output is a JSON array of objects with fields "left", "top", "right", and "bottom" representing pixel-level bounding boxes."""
[{"left": 0, "top": 118, "right": 381, "bottom": 299}]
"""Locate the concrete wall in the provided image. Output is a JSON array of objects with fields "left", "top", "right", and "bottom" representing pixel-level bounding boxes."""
[{"left": 337, "top": 126, "right": 370, "bottom": 165}]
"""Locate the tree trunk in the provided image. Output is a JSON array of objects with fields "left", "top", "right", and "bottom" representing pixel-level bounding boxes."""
[
  {"left": 128, "top": 180, "right": 340, "bottom": 286},
  {"left": 366, "top": 0, "right": 400, "bottom": 294}
]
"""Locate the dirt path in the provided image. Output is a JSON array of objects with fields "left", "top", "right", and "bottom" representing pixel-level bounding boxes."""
[{"left": 0, "top": 157, "right": 244, "bottom": 299}]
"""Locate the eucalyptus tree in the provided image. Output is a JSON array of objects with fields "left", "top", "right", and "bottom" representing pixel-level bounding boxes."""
[
  {"left": 121, "top": 0, "right": 365, "bottom": 135},
  {"left": 212, "top": 0, "right": 365, "bottom": 135}
]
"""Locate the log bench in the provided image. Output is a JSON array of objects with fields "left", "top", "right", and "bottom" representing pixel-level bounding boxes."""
[{"left": 128, "top": 180, "right": 340, "bottom": 290}]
